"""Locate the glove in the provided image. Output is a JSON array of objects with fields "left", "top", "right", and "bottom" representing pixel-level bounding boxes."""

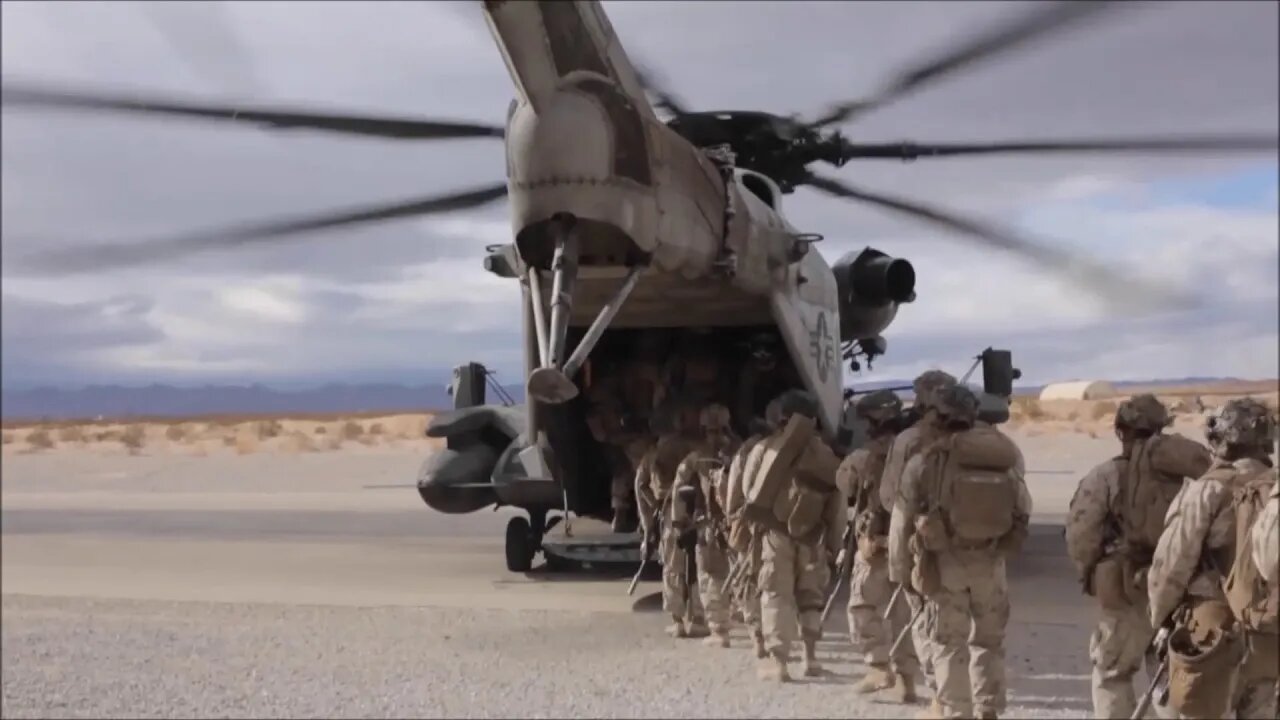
[{"left": 835, "top": 548, "right": 848, "bottom": 569}]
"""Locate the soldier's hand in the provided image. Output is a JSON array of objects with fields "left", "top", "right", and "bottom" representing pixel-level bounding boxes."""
[{"left": 835, "top": 548, "right": 848, "bottom": 569}]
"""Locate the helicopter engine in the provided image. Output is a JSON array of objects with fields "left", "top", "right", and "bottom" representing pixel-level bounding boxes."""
[{"left": 831, "top": 247, "right": 917, "bottom": 341}]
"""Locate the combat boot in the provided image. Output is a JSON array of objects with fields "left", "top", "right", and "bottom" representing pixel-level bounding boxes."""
[
  {"left": 757, "top": 650, "right": 791, "bottom": 682},
  {"left": 914, "top": 698, "right": 944, "bottom": 720},
  {"left": 853, "top": 666, "right": 895, "bottom": 694},
  {"left": 892, "top": 672, "right": 917, "bottom": 704},
  {"left": 801, "top": 638, "right": 824, "bottom": 677},
  {"left": 666, "top": 617, "right": 688, "bottom": 638},
  {"left": 685, "top": 621, "right": 711, "bottom": 639}
]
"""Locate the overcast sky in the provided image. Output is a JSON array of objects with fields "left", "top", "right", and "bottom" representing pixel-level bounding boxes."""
[{"left": 2, "top": 0, "right": 1277, "bottom": 390}]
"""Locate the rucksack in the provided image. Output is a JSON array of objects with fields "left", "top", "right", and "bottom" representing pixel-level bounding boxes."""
[
  {"left": 1119, "top": 434, "right": 1212, "bottom": 553},
  {"left": 1224, "top": 468, "right": 1279, "bottom": 637},
  {"left": 936, "top": 426, "right": 1021, "bottom": 543}
]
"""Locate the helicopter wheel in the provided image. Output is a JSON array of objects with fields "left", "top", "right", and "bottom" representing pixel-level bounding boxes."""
[{"left": 505, "top": 516, "right": 536, "bottom": 573}]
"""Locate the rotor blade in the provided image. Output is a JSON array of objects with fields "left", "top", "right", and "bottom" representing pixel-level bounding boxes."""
[
  {"left": 837, "top": 134, "right": 1280, "bottom": 161},
  {"left": 631, "top": 63, "right": 691, "bottom": 118},
  {"left": 1, "top": 82, "right": 504, "bottom": 140},
  {"left": 807, "top": 1, "right": 1121, "bottom": 128},
  {"left": 13, "top": 182, "right": 509, "bottom": 275},
  {"left": 802, "top": 173, "right": 1195, "bottom": 311}
]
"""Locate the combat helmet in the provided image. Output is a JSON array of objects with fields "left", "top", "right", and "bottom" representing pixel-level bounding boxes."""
[
  {"left": 775, "top": 389, "right": 819, "bottom": 424},
  {"left": 854, "top": 389, "right": 904, "bottom": 428},
  {"left": 913, "top": 370, "right": 958, "bottom": 411},
  {"left": 699, "top": 403, "right": 733, "bottom": 432},
  {"left": 1205, "top": 398, "right": 1276, "bottom": 454},
  {"left": 1115, "top": 394, "right": 1171, "bottom": 434},
  {"left": 932, "top": 385, "right": 980, "bottom": 427}
]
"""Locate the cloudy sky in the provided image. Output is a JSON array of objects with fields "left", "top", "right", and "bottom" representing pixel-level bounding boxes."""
[{"left": 2, "top": 0, "right": 1276, "bottom": 391}]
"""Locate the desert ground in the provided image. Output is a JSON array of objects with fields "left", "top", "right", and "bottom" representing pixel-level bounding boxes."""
[{"left": 2, "top": 384, "right": 1276, "bottom": 718}]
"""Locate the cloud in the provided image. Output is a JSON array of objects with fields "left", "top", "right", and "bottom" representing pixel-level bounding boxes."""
[{"left": 0, "top": 1, "right": 1276, "bottom": 389}]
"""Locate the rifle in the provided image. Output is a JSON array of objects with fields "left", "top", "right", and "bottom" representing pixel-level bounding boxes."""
[
  {"left": 820, "top": 524, "right": 858, "bottom": 630},
  {"left": 1131, "top": 626, "right": 1171, "bottom": 720},
  {"left": 626, "top": 506, "right": 663, "bottom": 596},
  {"left": 889, "top": 595, "right": 927, "bottom": 657}
]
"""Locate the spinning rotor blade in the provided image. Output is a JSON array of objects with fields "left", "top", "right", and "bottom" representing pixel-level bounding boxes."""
[
  {"left": 837, "top": 134, "right": 1280, "bottom": 161},
  {"left": 632, "top": 63, "right": 691, "bottom": 118},
  {"left": 13, "top": 182, "right": 509, "bottom": 275},
  {"left": 802, "top": 173, "right": 1193, "bottom": 311},
  {"left": 808, "top": 1, "right": 1120, "bottom": 128},
  {"left": 1, "top": 82, "right": 504, "bottom": 140}
]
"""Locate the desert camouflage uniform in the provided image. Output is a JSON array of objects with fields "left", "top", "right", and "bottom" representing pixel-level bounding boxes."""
[
  {"left": 725, "top": 427, "right": 771, "bottom": 656},
  {"left": 890, "top": 385, "right": 1032, "bottom": 720},
  {"left": 757, "top": 391, "right": 847, "bottom": 682},
  {"left": 1065, "top": 395, "right": 1210, "bottom": 719},
  {"left": 672, "top": 404, "right": 742, "bottom": 647},
  {"left": 635, "top": 403, "right": 705, "bottom": 637},
  {"left": 836, "top": 390, "right": 920, "bottom": 702},
  {"left": 1148, "top": 399, "right": 1278, "bottom": 720},
  {"left": 882, "top": 370, "right": 959, "bottom": 703},
  {"left": 1252, "top": 472, "right": 1279, "bottom": 587}
]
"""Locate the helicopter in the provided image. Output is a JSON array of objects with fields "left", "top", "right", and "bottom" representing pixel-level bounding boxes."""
[{"left": 1, "top": 0, "right": 1275, "bottom": 573}]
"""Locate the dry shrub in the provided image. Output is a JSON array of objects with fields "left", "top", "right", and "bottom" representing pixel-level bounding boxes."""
[
  {"left": 282, "top": 431, "right": 317, "bottom": 454},
  {"left": 1012, "top": 397, "right": 1046, "bottom": 421},
  {"left": 165, "top": 424, "right": 188, "bottom": 442},
  {"left": 314, "top": 425, "right": 328, "bottom": 435},
  {"left": 322, "top": 436, "right": 344, "bottom": 452},
  {"left": 120, "top": 425, "right": 146, "bottom": 453},
  {"left": 1065, "top": 410, "right": 1080, "bottom": 422},
  {"left": 255, "top": 419, "right": 284, "bottom": 440},
  {"left": 234, "top": 435, "right": 258, "bottom": 455},
  {"left": 95, "top": 429, "right": 122, "bottom": 443},
  {"left": 26, "top": 428, "right": 54, "bottom": 450},
  {"left": 1091, "top": 400, "right": 1118, "bottom": 421},
  {"left": 2, "top": 432, "right": 14, "bottom": 445},
  {"left": 367, "top": 422, "right": 384, "bottom": 436},
  {"left": 341, "top": 421, "right": 364, "bottom": 440},
  {"left": 222, "top": 433, "right": 238, "bottom": 447},
  {"left": 57, "top": 426, "right": 86, "bottom": 443}
]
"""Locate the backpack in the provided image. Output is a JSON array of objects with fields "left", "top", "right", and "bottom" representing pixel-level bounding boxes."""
[
  {"left": 1119, "top": 434, "right": 1212, "bottom": 554},
  {"left": 937, "top": 426, "right": 1021, "bottom": 543},
  {"left": 1224, "top": 468, "right": 1279, "bottom": 636}
]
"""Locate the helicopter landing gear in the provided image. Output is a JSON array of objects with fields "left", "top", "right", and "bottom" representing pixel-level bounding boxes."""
[
  {"left": 505, "top": 509, "right": 563, "bottom": 573},
  {"left": 526, "top": 214, "right": 645, "bottom": 405}
]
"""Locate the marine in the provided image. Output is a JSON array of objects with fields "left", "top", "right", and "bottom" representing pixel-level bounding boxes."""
[
  {"left": 835, "top": 389, "right": 920, "bottom": 702},
  {"left": 751, "top": 390, "right": 846, "bottom": 682},
  {"left": 882, "top": 369, "right": 961, "bottom": 707},
  {"left": 1147, "top": 398, "right": 1278, "bottom": 720},
  {"left": 889, "top": 384, "right": 1032, "bottom": 720},
  {"left": 634, "top": 398, "right": 706, "bottom": 638},
  {"left": 1064, "top": 394, "right": 1211, "bottom": 719},
  {"left": 724, "top": 399, "right": 785, "bottom": 658},
  {"left": 671, "top": 404, "right": 742, "bottom": 648}
]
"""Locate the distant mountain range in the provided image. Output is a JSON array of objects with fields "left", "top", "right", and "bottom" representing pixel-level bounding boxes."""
[{"left": 0, "top": 376, "right": 1266, "bottom": 422}]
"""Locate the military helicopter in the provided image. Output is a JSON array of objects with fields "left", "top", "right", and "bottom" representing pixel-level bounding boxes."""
[{"left": 2, "top": 1, "right": 1275, "bottom": 572}]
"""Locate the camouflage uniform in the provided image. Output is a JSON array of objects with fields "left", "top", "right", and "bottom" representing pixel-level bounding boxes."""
[
  {"left": 1252, "top": 472, "right": 1279, "bottom": 588},
  {"left": 836, "top": 390, "right": 920, "bottom": 702},
  {"left": 725, "top": 423, "right": 772, "bottom": 657},
  {"left": 882, "top": 370, "right": 959, "bottom": 705},
  {"left": 757, "top": 391, "right": 847, "bottom": 682},
  {"left": 672, "top": 404, "right": 742, "bottom": 647},
  {"left": 1065, "top": 395, "right": 1211, "bottom": 719},
  {"left": 890, "top": 385, "right": 1032, "bottom": 720},
  {"left": 1148, "top": 399, "right": 1278, "bottom": 720},
  {"left": 635, "top": 401, "right": 705, "bottom": 637}
]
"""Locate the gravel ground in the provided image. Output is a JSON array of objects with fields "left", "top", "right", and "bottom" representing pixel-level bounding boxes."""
[{"left": 2, "top": 594, "right": 1093, "bottom": 719}]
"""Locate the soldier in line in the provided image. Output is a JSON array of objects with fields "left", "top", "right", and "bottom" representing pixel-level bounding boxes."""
[
  {"left": 1064, "top": 395, "right": 1211, "bottom": 719},
  {"left": 724, "top": 399, "right": 786, "bottom": 659},
  {"left": 889, "top": 385, "right": 1031, "bottom": 720},
  {"left": 755, "top": 390, "right": 847, "bottom": 682},
  {"left": 635, "top": 398, "right": 707, "bottom": 638},
  {"left": 671, "top": 404, "right": 742, "bottom": 648},
  {"left": 836, "top": 389, "right": 921, "bottom": 703},
  {"left": 882, "top": 370, "right": 960, "bottom": 709},
  {"left": 1148, "top": 399, "right": 1277, "bottom": 720}
]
